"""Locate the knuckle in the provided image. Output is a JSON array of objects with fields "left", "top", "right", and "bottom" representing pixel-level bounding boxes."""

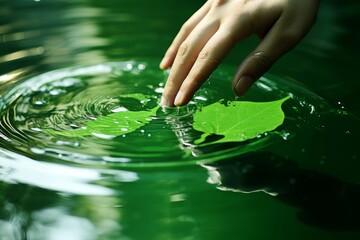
[
  {"left": 198, "top": 48, "right": 210, "bottom": 59},
  {"left": 177, "top": 42, "right": 188, "bottom": 56},
  {"left": 198, "top": 48, "right": 219, "bottom": 66},
  {"left": 180, "top": 21, "right": 192, "bottom": 34}
]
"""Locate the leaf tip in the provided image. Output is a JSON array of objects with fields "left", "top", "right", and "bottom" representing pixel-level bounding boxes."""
[
  {"left": 281, "top": 95, "right": 291, "bottom": 103},
  {"left": 194, "top": 133, "right": 209, "bottom": 145}
]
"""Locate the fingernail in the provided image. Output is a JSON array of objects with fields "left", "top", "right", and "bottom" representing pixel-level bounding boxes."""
[
  {"left": 235, "top": 76, "right": 254, "bottom": 96},
  {"left": 174, "top": 91, "right": 183, "bottom": 106}
]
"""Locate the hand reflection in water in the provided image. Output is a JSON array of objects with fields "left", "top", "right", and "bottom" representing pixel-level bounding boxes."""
[{"left": 204, "top": 152, "right": 360, "bottom": 231}]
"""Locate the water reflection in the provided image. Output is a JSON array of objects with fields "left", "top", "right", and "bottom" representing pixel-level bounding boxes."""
[
  {"left": 0, "top": 47, "right": 44, "bottom": 63},
  {"left": 0, "top": 148, "right": 138, "bottom": 195},
  {"left": 206, "top": 152, "right": 360, "bottom": 231},
  {"left": 0, "top": 0, "right": 108, "bottom": 78},
  {"left": 0, "top": 185, "right": 124, "bottom": 239},
  {"left": 0, "top": 167, "right": 208, "bottom": 239}
]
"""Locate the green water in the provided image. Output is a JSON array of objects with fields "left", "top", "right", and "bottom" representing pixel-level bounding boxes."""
[{"left": 1, "top": 0, "right": 360, "bottom": 239}]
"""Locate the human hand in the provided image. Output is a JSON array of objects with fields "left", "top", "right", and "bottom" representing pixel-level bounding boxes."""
[{"left": 160, "top": 0, "right": 320, "bottom": 106}]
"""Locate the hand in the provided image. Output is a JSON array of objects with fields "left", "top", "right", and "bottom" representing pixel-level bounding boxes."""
[{"left": 160, "top": 0, "right": 320, "bottom": 106}]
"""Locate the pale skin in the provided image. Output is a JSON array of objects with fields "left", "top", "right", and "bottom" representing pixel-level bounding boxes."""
[{"left": 160, "top": 0, "right": 320, "bottom": 106}]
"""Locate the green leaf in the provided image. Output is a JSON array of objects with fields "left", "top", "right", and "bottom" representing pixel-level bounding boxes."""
[
  {"left": 47, "top": 93, "right": 159, "bottom": 138},
  {"left": 193, "top": 96, "right": 290, "bottom": 145},
  {"left": 49, "top": 106, "right": 159, "bottom": 138}
]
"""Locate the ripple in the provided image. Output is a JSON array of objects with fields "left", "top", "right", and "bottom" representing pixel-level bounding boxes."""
[{"left": 0, "top": 61, "right": 331, "bottom": 171}]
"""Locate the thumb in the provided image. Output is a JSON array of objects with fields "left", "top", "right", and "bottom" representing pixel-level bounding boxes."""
[{"left": 232, "top": 51, "right": 274, "bottom": 96}]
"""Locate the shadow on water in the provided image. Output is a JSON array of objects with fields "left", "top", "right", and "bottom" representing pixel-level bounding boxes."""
[{"left": 207, "top": 152, "right": 360, "bottom": 231}]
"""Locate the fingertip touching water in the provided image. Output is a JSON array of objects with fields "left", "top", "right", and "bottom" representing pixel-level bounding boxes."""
[{"left": 0, "top": 60, "right": 344, "bottom": 170}]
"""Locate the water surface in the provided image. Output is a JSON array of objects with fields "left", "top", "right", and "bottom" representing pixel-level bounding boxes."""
[{"left": 1, "top": 0, "right": 360, "bottom": 239}]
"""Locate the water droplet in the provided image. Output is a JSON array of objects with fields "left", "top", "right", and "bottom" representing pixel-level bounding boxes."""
[
  {"left": 111, "top": 107, "right": 128, "bottom": 113},
  {"left": 335, "top": 101, "right": 347, "bottom": 110},
  {"left": 279, "top": 131, "right": 290, "bottom": 140},
  {"left": 155, "top": 87, "right": 164, "bottom": 93},
  {"left": 55, "top": 140, "right": 80, "bottom": 147},
  {"left": 49, "top": 89, "right": 63, "bottom": 96},
  {"left": 299, "top": 101, "right": 306, "bottom": 107},
  {"left": 309, "top": 104, "right": 315, "bottom": 114},
  {"left": 33, "top": 100, "right": 47, "bottom": 106},
  {"left": 30, "top": 148, "right": 45, "bottom": 154},
  {"left": 137, "top": 63, "right": 145, "bottom": 70},
  {"left": 30, "top": 127, "right": 42, "bottom": 132},
  {"left": 91, "top": 132, "right": 115, "bottom": 139},
  {"left": 126, "top": 63, "right": 133, "bottom": 70},
  {"left": 194, "top": 96, "right": 207, "bottom": 101},
  {"left": 69, "top": 124, "right": 79, "bottom": 129}
]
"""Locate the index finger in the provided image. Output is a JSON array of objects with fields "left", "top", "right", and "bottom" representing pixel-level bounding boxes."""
[
  {"left": 173, "top": 27, "right": 239, "bottom": 106},
  {"left": 159, "top": 1, "right": 212, "bottom": 70}
]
